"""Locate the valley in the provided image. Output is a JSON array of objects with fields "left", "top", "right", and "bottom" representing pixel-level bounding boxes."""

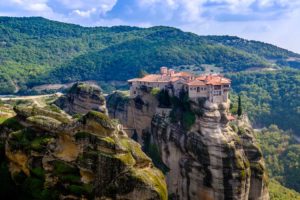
[{"left": 0, "top": 16, "right": 299, "bottom": 200}]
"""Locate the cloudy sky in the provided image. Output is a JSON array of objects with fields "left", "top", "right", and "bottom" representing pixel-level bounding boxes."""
[{"left": 0, "top": 0, "right": 299, "bottom": 53}]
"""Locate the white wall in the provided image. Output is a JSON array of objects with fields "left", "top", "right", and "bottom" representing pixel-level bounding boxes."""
[{"left": 188, "top": 86, "right": 209, "bottom": 99}]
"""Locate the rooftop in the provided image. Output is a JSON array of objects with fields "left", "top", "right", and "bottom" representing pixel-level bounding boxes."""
[{"left": 128, "top": 67, "right": 231, "bottom": 86}]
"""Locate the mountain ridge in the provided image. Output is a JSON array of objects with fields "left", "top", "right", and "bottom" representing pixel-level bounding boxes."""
[{"left": 0, "top": 16, "right": 300, "bottom": 94}]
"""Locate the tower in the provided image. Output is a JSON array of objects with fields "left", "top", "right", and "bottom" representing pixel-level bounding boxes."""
[{"left": 160, "top": 66, "right": 168, "bottom": 75}]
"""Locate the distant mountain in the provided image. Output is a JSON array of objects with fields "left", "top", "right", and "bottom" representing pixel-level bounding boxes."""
[{"left": 0, "top": 16, "right": 300, "bottom": 94}]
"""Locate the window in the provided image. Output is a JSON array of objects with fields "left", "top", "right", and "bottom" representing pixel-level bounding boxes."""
[
  {"left": 214, "top": 85, "right": 221, "bottom": 90},
  {"left": 197, "top": 87, "right": 200, "bottom": 92},
  {"left": 213, "top": 91, "right": 221, "bottom": 96}
]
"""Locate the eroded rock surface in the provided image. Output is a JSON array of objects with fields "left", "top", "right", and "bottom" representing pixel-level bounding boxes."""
[
  {"left": 1, "top": 104, "right": 167, "bottom": 200},
  {"left": 55, "top": 82, "right": 108, "bottom": 115},
  {"left": 107, "top": 90, "right": 269, "bottom": 200}
]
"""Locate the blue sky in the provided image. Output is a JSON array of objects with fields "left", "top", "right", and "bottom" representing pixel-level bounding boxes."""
[{"left": 1, "top": 0, "right": 300, "bottom": 53}]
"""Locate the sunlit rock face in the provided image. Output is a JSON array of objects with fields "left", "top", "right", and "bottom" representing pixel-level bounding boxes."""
[
  {"left": 55, "top": 82, "right": 108, "bottom": 115},
  {"left": 107, "top": 90, "right": 269, "bottom": 200},
  {"left": 1, "top": 104, "right": 167, "bottom": 200}
]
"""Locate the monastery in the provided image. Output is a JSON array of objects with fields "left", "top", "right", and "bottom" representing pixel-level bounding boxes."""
[{"left": 128, "top": 67, "right": 231, "bottom": 104}]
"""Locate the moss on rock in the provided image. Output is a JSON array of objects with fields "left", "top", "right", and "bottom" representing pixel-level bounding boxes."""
[{"left": 3, "top": 98, "right": 167, "bottom": 200}]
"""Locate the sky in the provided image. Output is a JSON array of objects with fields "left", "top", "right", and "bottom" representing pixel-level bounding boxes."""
[{"left": 0, "top": 0, "right": 300, "bottom": 53}]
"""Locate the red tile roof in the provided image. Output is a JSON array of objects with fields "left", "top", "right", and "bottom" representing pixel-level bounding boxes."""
[
  {"left": 128, "top": 70, "right": 231, "bottom": 87},
  {"left": 196, "top": 75, "right": 231, "bottom": 85},
  {"left": 173, "top": 72, "right": 192, "bottom": 77},
  {"left": 187, "top": 80, "right": 206, "bottom": 86}
]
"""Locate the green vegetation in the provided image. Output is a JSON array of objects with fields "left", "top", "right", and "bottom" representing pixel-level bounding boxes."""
[
  {"left": 157, "top": 89, "right": 172, "bottom": 108},
  {"left": 138, "top": 69, "right": 149, "bottom": 78},
  {"left": 0, "top": 117, "right": 24, "bottom": 131},
  {"left": 0, "top": 117, "right": 8, "bottom": 124},
  {"left": 237, "top": 95, "right": 242, "bottom": 117},
  {"left": 67, "top": 184, "right": 93, "bottom": 196},
  {"left": 75, "top": 132, "right": 90, "bottom": 140},
  {"left": 53, "top": 160, "right": 78, "bottom": 175},
  {"left": 167, "top": 90, "right": 196, "bottom": 130},
  {"left": 106, "top": 91, "right": 130, "bottom": 114},
  {"left": 1, "top": 17, "right": 300, "bottom": 94},
  {"left": 229, "top": 69, "right": 300, "bottom": 136},
  {"left": 269, "top": 180, "right": 300, "bottom": 200},
  {"left": 150, "top": 87, "right": 160, "bottom": 96},
  {"left": 255, "top": 125, "right": 300, "bottom": 192},
  {"left": 8, "top": 128, "right": 52, "bottom": 152},
  {"left": 142, "top": 132, "right": 169, "bottom": 174}
]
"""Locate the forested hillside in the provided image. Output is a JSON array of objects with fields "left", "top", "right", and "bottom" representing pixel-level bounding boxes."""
[
  {"left": 1, "top": 17, "right": 300, "bottom": 135},
  {"left": 1, "top": 17, "right": 300, "bottom": 94},
  {"left": 255, "top": 125, "right": 300, "bottom": 193},
  {"left": 228, "top": 69, "right": 300, "bottom": 135}
]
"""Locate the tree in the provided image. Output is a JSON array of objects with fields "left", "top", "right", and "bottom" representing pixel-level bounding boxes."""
[
  {"left": 237, "top": 94, "right": 242, "bottom": 117},
  {"left": 138, "top": 69, "right": 148, "bottom": 78},
  {"left": 157, "top": 89, "right": 171, "bottom": 108},
  {"left": 131, "top": 130, "right": 139, "bottom": 142}
]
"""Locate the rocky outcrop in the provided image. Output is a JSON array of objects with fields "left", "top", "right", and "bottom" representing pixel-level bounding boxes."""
[
  {"left": 2, "top": 105, "right": 167, "bottom": 200},
  {"left": 106, "top": 91, "right": 158, "bottom": 143},
  {"left": 107, "top": 90, "right": 269, "bottom": 200},
  {"left": 55, "top": 82, "right": 108, "bottom": 115}
]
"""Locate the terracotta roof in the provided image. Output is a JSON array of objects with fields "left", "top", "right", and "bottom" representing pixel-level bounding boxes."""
[
  {"left": 128, "top": 74, "right": 172, "bottom": 83},
  {"left": 170, "top": 77, "right": 180, "bottom": 82},
  {"left": 187, "top": 80, "right": 206, "bottom": 86},
  {"left": 128, "top": 72, "right": 231, "bottom": 86},
  {"left": 128, "top": 72, "right": 194, "bottom": 83},
  {"left": 173, "top": 72, "right": 192, "bottom": 77},
  {"left": 196, "top": 75, "right": 231, "bottom": 85}
]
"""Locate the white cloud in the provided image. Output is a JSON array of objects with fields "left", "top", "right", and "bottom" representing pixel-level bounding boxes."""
[
  {"left": 0, "top": 0, "right": 118, "bottom": 24},
  {"left": 72, "top": 8, "right": 97, "bottom": 17},
  {"left": 51, "top": 0, "right": 117, "bottom": 15}
]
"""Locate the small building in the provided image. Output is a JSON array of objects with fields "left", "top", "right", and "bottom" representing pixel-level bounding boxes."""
[{"left": 128, "top": 67, "right": 231, "bottom": 104}]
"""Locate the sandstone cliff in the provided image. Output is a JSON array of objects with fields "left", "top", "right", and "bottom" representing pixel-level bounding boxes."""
[
  {"left": 55, "top": 82, "right": 108, "bottom": 115},
  {"left": 0, "top": 103, "right": 167, "bottom": 199},
  {"left": 107, "top": 90, "right": 269, "bottom": 200}
]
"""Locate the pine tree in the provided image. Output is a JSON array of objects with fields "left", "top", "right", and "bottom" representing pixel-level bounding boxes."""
[
  {"left": 131, "top": 130, "right": 139, "bottom": 142},
  {"left": 237, "top": 94, "right": 242, "bottom": 117}
]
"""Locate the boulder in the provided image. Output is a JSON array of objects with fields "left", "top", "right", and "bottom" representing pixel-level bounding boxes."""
[{"left": 55, "top": 82, "right": 108, "bottom": 115}]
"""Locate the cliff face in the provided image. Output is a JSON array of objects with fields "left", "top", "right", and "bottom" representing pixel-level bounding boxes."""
[
  {"left": 1, "top": 103, "right": 167, "bottom": 199},
  {"left": 107, "top": 90, "right": 269, "bottom": 200},
  {"left": 55, "top": 82, "right": 108, "bottom": 115}
]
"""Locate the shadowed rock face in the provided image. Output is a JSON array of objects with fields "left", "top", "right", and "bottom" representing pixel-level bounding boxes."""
[
  {"left": 1, "top": 105, "right": 167, "bottom": 200},
  {"left": 107, "top": 90, "right": 269, "bottom": 200},
  {"left": 55, "top": 82, "right": 108, "bottom": 115}
]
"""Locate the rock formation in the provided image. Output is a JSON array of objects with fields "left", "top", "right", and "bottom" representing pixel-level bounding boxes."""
[
  {"left": 0, "top": 103, "right": 167, "bottom": 199},
  {"left": 55, "top": 82, "right": 108, "bottom": 115},
  {"left": 107, "top": 90, "right": 269, "bottom": 200}
]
